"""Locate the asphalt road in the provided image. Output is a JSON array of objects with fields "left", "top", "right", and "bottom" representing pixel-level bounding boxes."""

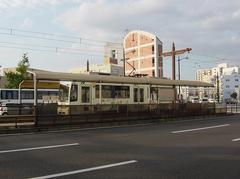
[{"left": 0, "top": 115, "right": 240, "bottom": 179}]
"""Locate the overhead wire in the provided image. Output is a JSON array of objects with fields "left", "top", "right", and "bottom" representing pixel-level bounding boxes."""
[
  {"left": 0, "top": 41, "right": 118, "bottom": 55},
  {"left": 0, "top": 27, "right": 122, "bottom": 47},
  {"left": 0, "top": 45, "right": 107, "bottom": 57},
  {"left": 0, "top": 26, "right": 238, "bottom": 67}
]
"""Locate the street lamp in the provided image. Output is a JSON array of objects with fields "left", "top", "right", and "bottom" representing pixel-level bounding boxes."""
[
  {"left": 178, "top": 56, "right": 189, "bottom": 101},
  {"left": 178, "top": 56, "right": 189, "bottom": 80}
]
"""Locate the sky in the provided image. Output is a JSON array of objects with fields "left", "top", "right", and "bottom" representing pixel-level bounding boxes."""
[{"left": 0, "top": 0, "right": 239, "bottom": 80}]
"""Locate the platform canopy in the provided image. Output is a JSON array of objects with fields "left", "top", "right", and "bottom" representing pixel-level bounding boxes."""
[{"left": 27, "top": 69, "right": 213, "bottom": 87}]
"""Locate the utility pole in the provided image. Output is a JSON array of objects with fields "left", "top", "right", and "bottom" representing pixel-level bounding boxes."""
[
  {"left": 161, "top": 43, "right": 192, "bottom": 80},
  {"left": 172, "top": 43, "right": 176, "bottom": 80},
  {"left": 178, "top": 56, "right": 181, "bottom": 97},
  {"left": 216, "top": 72, "right": 220, "bottom": 103},
  {"left": 161, "top": 43, "right": 192, "bottom": 102},
  {"left": 87, "top": 60, "right": 89, "bottom": 72}
]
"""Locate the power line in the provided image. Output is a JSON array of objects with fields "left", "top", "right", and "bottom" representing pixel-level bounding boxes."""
[
  {"left": 0, "top": 41, "right": 116, "bottom": 55},
  {"left": 0, "top": 45, "right": 107, "bottom": 57},
  {"left": 0, "top": 27, "right": 122, "bottom": 47},
  {"left": 191, "top": 53, "right": 237, "bottom": 63}
]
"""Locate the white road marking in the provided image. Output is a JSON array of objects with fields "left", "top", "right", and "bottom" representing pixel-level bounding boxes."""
[
  {"left": 172, "top": 124, "right": 230, "bottom": 134},
  {"left": 29, "top": 160, "right": 138, "bottom": 179},
  {"left": 0, "top": 123, "right": 154, "bottom": 138},
  {"left": 0, "top": 143, "right": 79, "bottom": 154},
  {"left": 232, "top": 138, "right": 240, "bottom": 142}
]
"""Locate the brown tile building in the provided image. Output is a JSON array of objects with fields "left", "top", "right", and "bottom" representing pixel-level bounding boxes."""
[{"left": 124, "top": 30, "right": 163, "bottom": 78}]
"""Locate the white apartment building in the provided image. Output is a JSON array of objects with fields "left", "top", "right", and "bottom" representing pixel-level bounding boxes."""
[
  {"left": 220, "top": 74, "right": 240, "bottom": 102},
  {"left": 104, "top": 42, "right": 123, "bottom": 65},
  {"left": 197, "top": 63, "right": 240, "bottom": 82},
  {"left": 69, "top": 63, "right": 124, "bottom": 76},
  {"left": 196, "top": 63, "right": 240, "bottom": 102},
  {"left": 69, "top": 43, "right": 124, "bottom": 76}
]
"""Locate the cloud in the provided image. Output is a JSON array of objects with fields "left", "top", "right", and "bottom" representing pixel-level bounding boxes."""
[
  {"left": 57, "top": 0, "right": 170, "bottom": 40},
  {"left": 21, "top": 17, "right": 33, "bottom": 28},
  {"left": 0, "top": 0, "right": 61, "bottom": 11},
  {"left": 0, "top": 0, "right": 240, "bottom": 78},
  {"left": 56, "top": 0, "right": 240, "bottom": 62}
]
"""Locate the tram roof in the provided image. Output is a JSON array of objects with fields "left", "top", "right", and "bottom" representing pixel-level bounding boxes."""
[{"left": 27, "top": 69, "right": 213, "bottom": 87}]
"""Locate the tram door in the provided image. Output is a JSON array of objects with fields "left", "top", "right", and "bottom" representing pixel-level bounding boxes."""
[{"left": 81, "top": 86, "right": 91, "bottom": 104}]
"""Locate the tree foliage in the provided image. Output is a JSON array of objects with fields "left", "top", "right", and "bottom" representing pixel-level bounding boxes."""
[
  {"left": 5, "top": 53, "right": 30, "bottom": 89},
  {"left": 230, "top": 92, "right": 237, "bottom": 100}
]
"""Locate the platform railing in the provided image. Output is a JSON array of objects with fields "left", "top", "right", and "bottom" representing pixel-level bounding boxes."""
[{"left": 0, "top": 103, "right": 228, "bottom": 131}]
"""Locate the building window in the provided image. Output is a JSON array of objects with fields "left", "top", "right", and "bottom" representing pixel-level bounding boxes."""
[
  {"left": 235, "top": 79, "right": 239, "bottom": 82},
  {"left": 235, "top": 85, "right": 239, "bottom": 88},
  {"left": 152, "top": 46, "right": 154, "bottom": 54},
  {"left": 111, "top": 50, "right": 116, "bottom": 59},
  {"left": 226, "top": 79, "right": 230, "bottom": 82},
  {"left": 226, "top": 85, "right": 230, "bottom": 88},
  {"left": 152, "top": 70, "right": 155, "bottom": 77},
  {"left": 152, "top": 58, "right": 155, "bottom": 66}
]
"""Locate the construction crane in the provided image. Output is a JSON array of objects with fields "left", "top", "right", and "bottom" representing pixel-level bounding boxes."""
[{"left": 161, "top": 42, "right": 192, "bottom": 80}]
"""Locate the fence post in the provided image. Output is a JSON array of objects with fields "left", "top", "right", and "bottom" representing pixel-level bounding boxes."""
[
  {"left": 15, "top": 117, "right": 18, "bottom": 128},
  {"left": 34, "top": 106, "right": 38, "bottom": 127}
]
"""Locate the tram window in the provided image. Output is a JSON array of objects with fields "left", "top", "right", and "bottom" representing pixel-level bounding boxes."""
[
  {"left": 82, "top": 86, "right": 90, "bottom": 103},
  {"left": 114, "top": 86, "right": 130, "bottom": 98},
  {"left": 49, "top": 91, "right": 58, "bottom": 96},
  {"left": 102, "top": 85, "right": 112, "bottom": 98},
  {"left": 102, "top": 85, "right": 130, "bottom": 98},
  {"left": 140, "top": 88, "right": 144, "bottom": 102},
  {"left": 150, "top": 87, "right": 158, "bottom": 101},
  {"left": 134, "top": 88, "right": 138, "bottom": 102},
  {"left": 70, "top": 85, "right": 78, "bottom": 102},
  {"left": 37, "top": 91, "right": 44, "bottom": 99},
  {"left": 95, "top": 85, "right": 99, "bottom": 99},
  {"left": 1, "top": 91, "right": 6, "bottom": 99},
  {"left": 1, "top": 90, "right": 19, "bottom": 99},
  {"left": 59, "top": 85, "right": 69, "bottom": 102},
  {"left": 38, "top": 91, "right": 55, "bottom": 99},
  {"left": 42, "top": 91, "right": 49, "bottom": 97},
  {"left": 21, "top": 91, "right": 34, "bottom": 99}
]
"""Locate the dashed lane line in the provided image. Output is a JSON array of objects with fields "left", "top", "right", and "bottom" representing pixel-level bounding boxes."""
[
  {"left": 28, "top": 160, "right": 138, "bottom": 179},
  {"left": 0, "top": 143, "right": 79, "bottom": 154},
  {"left": 172, "top": 124, "right": 230, "bottom": 134}
]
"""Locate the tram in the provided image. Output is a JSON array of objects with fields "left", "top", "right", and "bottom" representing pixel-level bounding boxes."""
[{"left": 27, "top": 70, "right": 213, "bottom": 115}]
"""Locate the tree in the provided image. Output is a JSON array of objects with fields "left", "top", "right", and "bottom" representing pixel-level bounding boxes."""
[
  {"left": 230, "top": 92, "right": 237, "bottom": 100},
  {"left": 5, "top": 53, "right": 30, "bottom": 89}
]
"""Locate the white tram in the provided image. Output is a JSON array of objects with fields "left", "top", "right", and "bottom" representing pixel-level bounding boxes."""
[
  {"left": 59, "top": 81, "right": 176, "bottom": 106},
  {"left": 27, "top": 70, "right": 213, "bottom": 115},
  {"left": 0, "top": 88, "right": 59, "bottom": 104}
]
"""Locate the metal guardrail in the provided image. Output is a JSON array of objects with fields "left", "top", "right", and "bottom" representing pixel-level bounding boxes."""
[
  {"left": 0, "top": 103, "right": 228, "bottom": 132},
  {"left": 226, "top": 104, "right": 240, "bottom": 114}
]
